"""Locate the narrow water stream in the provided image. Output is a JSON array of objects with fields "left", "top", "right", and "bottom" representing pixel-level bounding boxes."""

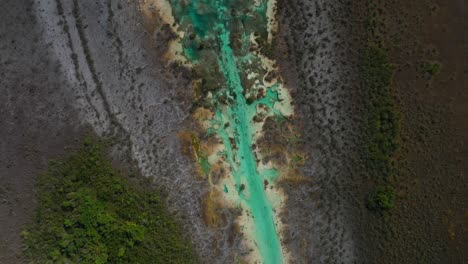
[
  {"left": 215, "top": 27, "right": 282, "bottom": 263},
  {"left": 162, "top": 0, "right": 294, "bottom": 263}
]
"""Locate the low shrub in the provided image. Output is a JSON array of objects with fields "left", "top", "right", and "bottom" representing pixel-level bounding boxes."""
[
  {"left": 22, "top": 137, "right": 198, "bottom": 264},
  {"left": 366, "top": 186, "right": 395, "bottom": 211},
  {"left": 422, "top": 61, "right": 442, "bottom": 77},
  {"left": 360, "top": 46, "right": 400, "bottom": 178}
]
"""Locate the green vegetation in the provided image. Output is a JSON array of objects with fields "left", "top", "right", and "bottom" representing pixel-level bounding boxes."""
[
  {"left": 22, "top": 138, "right": 198, "bottom": 264},
  {"left": 366, "top": 186, "right": 395, "bottom": 211},
  {"left": 361, "top": 46, "right": 400, "bottom": 177},
  {"left": 422, "top": 61, "right": 442, "bottom": 77},
  {"left": 360, "top": 0, "right": 402, "bottom": 213},
  {"left": 360, "top": 46, "right": 400, "bottom": 211}
]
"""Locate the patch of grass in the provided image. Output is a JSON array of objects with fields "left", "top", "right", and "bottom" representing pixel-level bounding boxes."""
[
  {"left": 366, "top": 185, "right": 395, "bottom": 211},
  {"left": 361, "top": 46, "right": 400, "bottom": 177},
  {"left": 359, "top": 45, "right": 400, "bottom": 211},
  {"left": 422, "top": 61, "right": 442, "bottom": 77},
  {"left": 22, "top": 137, "right": 198, "bottom": 264}
]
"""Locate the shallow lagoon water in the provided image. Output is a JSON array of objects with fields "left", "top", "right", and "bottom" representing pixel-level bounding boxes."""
[{"left": 166, "top": 0, "right": 292, "bottom": 263}]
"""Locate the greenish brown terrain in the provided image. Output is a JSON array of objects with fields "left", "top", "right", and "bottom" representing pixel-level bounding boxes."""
[
  {"left": 22, "top": 138, "right": 198, "bottom": 264},
  {"left": 351, "top": 0, "right": 467, "bottom": 262}
]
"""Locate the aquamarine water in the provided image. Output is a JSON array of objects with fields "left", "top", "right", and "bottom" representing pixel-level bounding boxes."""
[{"left": 166, "top": 1, "right": 288, "bottom": 263}]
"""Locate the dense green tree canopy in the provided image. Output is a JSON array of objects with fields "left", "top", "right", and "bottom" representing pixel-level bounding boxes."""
[{"left": 22, "top": 138, "right": 198, "bottom": 264}]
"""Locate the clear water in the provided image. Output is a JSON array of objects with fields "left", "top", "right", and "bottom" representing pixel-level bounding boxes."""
[{"left": 167, "top": 1, "right": 287, "bottom": 263}]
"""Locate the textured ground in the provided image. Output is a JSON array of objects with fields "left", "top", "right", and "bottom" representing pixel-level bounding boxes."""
[
  {"left": 351, "top": 0, "right": 467, "bottom": 262},
  {"left": 31, "top": 0, "right": 220, "bottom": 261},
  {"left": 0, "top": 0, "right": 466, "bottom": 263},
  {"left": 275, "top": 0, "right": 361, "bottom": 262},
  {"left": 0, "top": 1, "right": 87, "bottom": 262}
]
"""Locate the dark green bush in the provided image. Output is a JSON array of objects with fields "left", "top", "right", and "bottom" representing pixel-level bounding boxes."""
[
  {"left": 360, "top": 46, "right": 400, "bottom": 212},
  {"left": 360, "top": 46, "right": 400, "bottom": 178},
  {"left": 22, "top": 138, "right": 198, "bottom": 264},
  {"left": 366, "top": 186, "right": 395, "bottom": 211},
  {"left": 422, "top": 61, "right": 442, "bottom": 77}
]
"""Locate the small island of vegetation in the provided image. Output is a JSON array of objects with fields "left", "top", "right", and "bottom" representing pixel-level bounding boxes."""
[{"left": 22, "top": 137, "right": 198, "bottom": 264}]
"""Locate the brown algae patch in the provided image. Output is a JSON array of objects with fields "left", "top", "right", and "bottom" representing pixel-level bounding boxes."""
[
  {"left": 202, "top": 189, "right": 228, "bottom": 228},
  {"left": 139, "top": 0, "right": 191, "bottom": 64}
]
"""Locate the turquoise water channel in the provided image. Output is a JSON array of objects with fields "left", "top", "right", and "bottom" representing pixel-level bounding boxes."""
[{"left": 168, "top": 1, "right": 287, "bottom": 263}]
